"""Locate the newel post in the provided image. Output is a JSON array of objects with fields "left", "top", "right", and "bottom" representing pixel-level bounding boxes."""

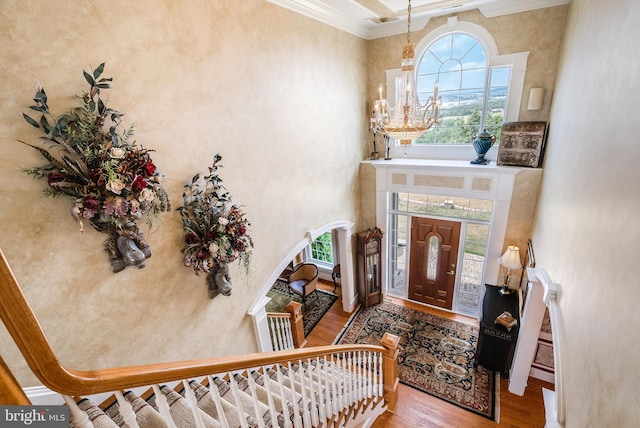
[
  {"left": 285, "top": 301, "right": 307, "bottom": 348},
  {"left": 381, "top": 332, "right": 400, "bottom": 412}
]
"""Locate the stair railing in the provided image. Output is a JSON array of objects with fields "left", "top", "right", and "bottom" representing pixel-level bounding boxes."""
[
  {"left": 0, "top": 248, "right": 399, "bottom": 427},
  {"left": 266, "top": 301, "right": 306, "bottom": 350}
]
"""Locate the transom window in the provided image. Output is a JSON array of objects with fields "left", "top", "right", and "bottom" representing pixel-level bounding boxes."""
[{"left": 416, "top": 32, "right": 510, "bottom": 145}]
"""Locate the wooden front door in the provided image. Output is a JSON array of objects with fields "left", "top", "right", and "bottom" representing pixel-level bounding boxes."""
[{"left": 408, "top": 217, "right": 461, "bottom": 309}]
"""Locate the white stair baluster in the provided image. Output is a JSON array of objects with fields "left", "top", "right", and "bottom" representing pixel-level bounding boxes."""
[
  {"left": 277, "top": 318, "right": 289, "bottom": 350},
  {"left": 244, "top": 373, "right": 266, "bottom": 428},
  {"left": 295, "top": 360, "right": 311, "bottom": 428},
  {"left": 305, "top": 358, "right": 319, "bottom": 427},
  {"left": 283, "top": 319, "right": 294, "bottom": 349},
  {"left": 377, "top": 351, "right": 383, "bottom": 398},
  {"left": 207, "top": 375, "right": 230, "bottom": 428},
  {"left": 339, "top": 353, "right": 348, "bottom": 411},
  {"left": 152, "top": 385, "right": 178, "bottom": 428},
  {"left": 274, "top": 366, "right": 293, "bottom": 428},
  {"left": 272, "top": 318, "right": 283, "bottom": 351},
  {"left": 349, "top": 351, "right": 356, "bottom": 407},
  {"left": 267, "top": 318, "right": 276, "bottom": 351},
  {"left": 367, "top": 351, "right": 373, "bottom": 398},
  {"left": 258, "top": 368, "right": 280, "bottom": 428},
  {"left": 182, "top": 379, "right": 206, "bottom": 428},
  {"left": 286, "top": 362, "right": 303, "bottom": 428},
  {"left": 330, "top": 354, "right": 339, "bottom": 417},
  {"left": 62, "top": 395, "right": 92, "bottom": 428},
  {"left": 314, "top": 357, "right": 326, "bottom": 423},
  {"left": 322, "top": 357, "right": 332, "bottom": 419},
  {"left": 228, "top": 372, "right": 250, "bottom": 428},
  {"left": 357, "top": 351, "right": 364, "bottom": 402},
  {"left": 371, "top": 352, "right": 378, "bottom": 398},
  {"left": 115, "top": 390, "right": 139, "bottom": 428}
]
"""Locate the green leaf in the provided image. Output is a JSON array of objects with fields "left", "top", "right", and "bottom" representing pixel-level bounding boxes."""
[
  {"left": 28, "top": 105, "right": 47, "bottom": 113},
  {"left": 83, "top": 70, "right": 95, "bottom": 86},
  {"left": 93, "top": 62, "right": 105, "bottom": 79},
  {"left": 96, "top": 83, "right": 111, "bottom": 89},
  {"left": 98, "top": 99, "right": 105, "bottom": 116},
  {"left": 40, "top": 115, "right": 54, "bottom": 134},
  {"left": 22, "top": 113, "right": 40, "bottom": 128}
]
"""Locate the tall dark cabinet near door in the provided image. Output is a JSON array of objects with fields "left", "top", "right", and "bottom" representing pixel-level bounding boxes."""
[
  {"left": 356, "top": 227, "right": 383, "bottom": 308},
  {"left": 475, "top": 284, "right": 520, "bottom": 378}
]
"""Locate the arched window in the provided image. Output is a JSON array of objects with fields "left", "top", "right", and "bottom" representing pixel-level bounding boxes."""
[
  {"left": 385, "top": 19, "right": 528, "bottom": 158},
  {"left": 416, "top": 32, "right": 509, "bottom": 145}
]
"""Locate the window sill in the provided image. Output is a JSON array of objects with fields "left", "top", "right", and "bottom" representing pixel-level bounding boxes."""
[{"left": 385, "top": 144, "right": 499, "bottom": 162}]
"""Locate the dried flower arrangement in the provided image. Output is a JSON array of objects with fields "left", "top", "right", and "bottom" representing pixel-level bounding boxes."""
[
  {"left": 19, "top": 63, "right": 170, "bottom": 272},
  {"left": 178, "top": 154, "right": 254, "bottom": 297}
]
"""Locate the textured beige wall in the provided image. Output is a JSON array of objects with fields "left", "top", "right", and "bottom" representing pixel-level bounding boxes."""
[
  {"left": 0, "top": 0, "right": 367, "bottom": 386},
  {"left": 531, "top": 0, "right": 640, "bottom": 425}
]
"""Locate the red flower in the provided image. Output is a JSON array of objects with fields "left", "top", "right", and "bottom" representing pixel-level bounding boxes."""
[
  {"left": 47, "top": 172, "right": 66, "bottom": 186},
  {"left": 238, "top": 225, "right": 247, "bottom": 236},
  {"left": 132, "top": 175, "right": 147, "bottom": 191},
  {"left": 144, "top": 160, "right": 156, "bottom": 176},
  {"left": 184, "top": 233, "right": 199, "bottom": 244},
  {"left": 236, "top": 239, "right": 245, "bottom": 252},
  {"left": 83, "top": 197, "right": 99, "bottom": 210}
]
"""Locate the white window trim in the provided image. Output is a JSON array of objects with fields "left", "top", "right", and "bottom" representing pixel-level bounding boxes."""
[{"left": 384, "top": 18, "right": 529, "bottom": 161}]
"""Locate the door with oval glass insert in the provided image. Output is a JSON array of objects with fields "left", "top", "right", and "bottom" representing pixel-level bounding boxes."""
[{"left": 408, "top": 217, "right": 461, "bottom": 309}]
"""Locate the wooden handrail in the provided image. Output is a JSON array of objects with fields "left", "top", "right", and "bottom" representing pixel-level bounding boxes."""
[
  {"left": 0, "top": 355, "right": 31, "bottom": 405},
  {"left": 0, "top": 248, "right": 399, "bottom": 405}
]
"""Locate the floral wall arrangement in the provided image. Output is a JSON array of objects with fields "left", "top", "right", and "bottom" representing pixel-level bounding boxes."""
[
  {"left": 178, "top": 154, "right": 254, "bottom": 298},
  {"left": 19, "top": 63, "right": 170, "bottom": 272}
]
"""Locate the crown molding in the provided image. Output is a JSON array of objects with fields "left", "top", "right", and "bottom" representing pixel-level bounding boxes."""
[
  {"left": 266, "top": 0, "right": 571, "bottom": 40},
  {"left": 479, "top": 0, "right": 570, "bottom": 18}
]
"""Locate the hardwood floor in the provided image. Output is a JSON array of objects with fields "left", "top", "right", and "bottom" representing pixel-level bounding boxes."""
[{"left": 307, "top": 280, "right": 553, "bottom": 428}]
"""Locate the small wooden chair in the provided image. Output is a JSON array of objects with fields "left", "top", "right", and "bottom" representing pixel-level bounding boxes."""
[{"left": 288, "top": 263, "right": 318, "bottom": 306}]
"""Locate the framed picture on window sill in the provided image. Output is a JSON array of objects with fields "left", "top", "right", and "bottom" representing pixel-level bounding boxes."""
[{"left": 497, "top": 122, "right": 548, "bottom": 168}]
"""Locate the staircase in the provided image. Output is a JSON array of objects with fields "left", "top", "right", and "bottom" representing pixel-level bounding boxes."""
[
  {"left": 67, "top": 354, "right": 388, "bottom": 428},
  {"left": 0, "top": 248, "right": 400, "bottom": 428}
]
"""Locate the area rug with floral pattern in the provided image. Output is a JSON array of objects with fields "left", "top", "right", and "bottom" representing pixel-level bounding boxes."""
[
  {"left": 265, "top": 280, "right": 338, "bottom": 337},
  {"left": 335, "top": 299, "right": 498, "bottom": 420}
]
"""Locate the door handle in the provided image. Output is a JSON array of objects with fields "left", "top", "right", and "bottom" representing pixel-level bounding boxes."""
[{"left": 447, "top": 270, "right": 455, "bottom": 275}]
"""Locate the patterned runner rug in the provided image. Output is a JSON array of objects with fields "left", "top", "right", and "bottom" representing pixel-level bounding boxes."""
[
  {"left": 265, "top": 280, "right": 338, "bottom": 336},
  {"left": 335, "top": 300, "right": 497, "bottom": 420}
]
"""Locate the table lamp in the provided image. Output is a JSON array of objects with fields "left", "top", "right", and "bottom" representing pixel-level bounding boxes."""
[{"left": 498, "top": 245, "right": 522, "bottom": 296}]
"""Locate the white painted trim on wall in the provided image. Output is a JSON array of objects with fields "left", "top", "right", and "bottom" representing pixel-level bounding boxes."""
[
  {"left": 368, "top": 159, "right": 520, "bottom": 313},
  {"left": 509, "top": 267, "right": 564, "bottom": 426},
  {"left": 247, "top": 220, "right": 356, "bottom": 352}
]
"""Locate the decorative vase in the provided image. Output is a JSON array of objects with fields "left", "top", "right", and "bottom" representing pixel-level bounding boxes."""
[
  {"left": 206, "top": 265, "right": 233, "bottom": 298},
  {"left": 471, "top": 128, "right": 496, "bottom": 165}
]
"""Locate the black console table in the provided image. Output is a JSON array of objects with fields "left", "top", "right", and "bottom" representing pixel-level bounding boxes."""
[{"left": 474, "top": 284, "right": 520, "bottom": 378}]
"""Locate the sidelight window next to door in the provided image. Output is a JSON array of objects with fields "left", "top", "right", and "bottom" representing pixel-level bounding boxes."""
[{"left": 387, "top": 193, "right": 493, "bottom": 317}]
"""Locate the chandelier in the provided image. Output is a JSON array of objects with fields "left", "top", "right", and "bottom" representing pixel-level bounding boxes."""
[{"left": 371, "top": 0, "right": 440, "bottom": 153}]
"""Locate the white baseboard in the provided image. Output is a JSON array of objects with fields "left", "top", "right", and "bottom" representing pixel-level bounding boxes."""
[
  {"left": 24, "top": 386, "right": 63, "bottom": 405},
  {"left": 543, "top": 387, "right": 562, "bottom": 428}
]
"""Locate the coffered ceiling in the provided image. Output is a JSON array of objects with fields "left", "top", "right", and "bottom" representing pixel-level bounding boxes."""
[{"left": 266, "top": 0, "right": 570, "bottom": 39}]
